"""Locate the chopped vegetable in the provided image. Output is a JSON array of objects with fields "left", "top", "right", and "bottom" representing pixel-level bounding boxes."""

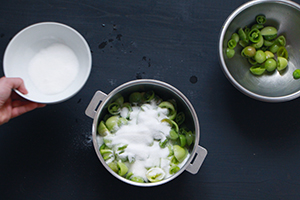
[
  {"left": 226, "top": 15, "right": 290, "bottom": 77},
  {"left": 97, "top": 91, "right": 195, "bottom": 183}
]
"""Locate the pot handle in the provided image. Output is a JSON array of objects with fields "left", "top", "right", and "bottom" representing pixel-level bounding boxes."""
[
  {"left": 186, "top": 145, "right": 207, "bottom": 174},
  {"left": 85, "top": 91, "right": 107, "bottom": 119}
]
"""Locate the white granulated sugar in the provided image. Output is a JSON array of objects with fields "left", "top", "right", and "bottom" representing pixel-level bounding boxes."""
[
  {"left": 103, "top": 103, "right": 172, "bottom": 181},
  {"left": 28, "top": 43, "right": 79, "bottom": 95}
]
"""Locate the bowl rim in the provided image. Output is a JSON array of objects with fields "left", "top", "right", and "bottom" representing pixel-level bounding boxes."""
[
  {"left": 219, "top": 0, "right": 300, "bottom": 103},
  {"left": 3, "top": 21, "right": 92, "bottom": 104}
]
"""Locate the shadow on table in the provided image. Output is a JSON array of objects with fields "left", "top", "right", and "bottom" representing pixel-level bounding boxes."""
[{"left": 223, "top": 84, "right": 300, "bottom": 146}]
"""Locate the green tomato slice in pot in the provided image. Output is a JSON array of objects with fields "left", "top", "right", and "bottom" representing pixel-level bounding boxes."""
[
  {"left": 173, "top": 145, "right": 187, "bottom": 163},
  {"left": 146, "top": 167, "right": 166, "bottom": 183}
]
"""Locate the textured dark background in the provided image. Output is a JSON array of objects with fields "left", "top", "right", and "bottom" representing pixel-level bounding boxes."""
[{"left": 1, "top": 0, "right": 300, "bottom": 199}]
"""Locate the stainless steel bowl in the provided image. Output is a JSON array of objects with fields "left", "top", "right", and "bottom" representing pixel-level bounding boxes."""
[
  {"left": 219, "top": 0, "right": 300, "bottom": 102},
  {"left": 85, "top": 79, "right": 207, "bottom": 187}
]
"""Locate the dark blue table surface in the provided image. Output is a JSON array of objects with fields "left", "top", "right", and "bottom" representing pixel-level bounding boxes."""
[{"left": 1, "top": 0, "right": 300, "bottom": 199}]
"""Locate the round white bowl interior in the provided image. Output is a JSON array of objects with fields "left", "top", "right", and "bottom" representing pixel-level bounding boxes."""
[
  {"left": 219, "top": 0, "right": 300, "bottom": 102},
  {"left": 3, "top": 22, "right": 92, "bottom": 104}
]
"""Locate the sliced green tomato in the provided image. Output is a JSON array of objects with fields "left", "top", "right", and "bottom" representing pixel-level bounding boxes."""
[
  {"left": 108, "top": 162, "right": 118, "bottom": 173},
  {"left": 264, "top": 34, "right": 278, "bottom": 41},
  {"left": 256, "top": 15, "right": 266, "bottom": 25},
  {"left": 158, "top": 101, "right": 177, "bottom": 120},
  {"left": 161, "top": 118, "right": 179, "bottom": 132},
  {"left": 122, "top": 102, "right": 132, "bottom": 111},
  {"left": 105, "top": 116, "right": 119, "bottom": 132},
  {"left": 277, "top": 46, "right": 288, "bottom": 59},
  {"left": 146, "top": 167, "right": 166, "bottom": 183},
  {"left": 241, "top": 46, "right": 256, "bottom": 57},
  {"left": 171, "top": 156, "right": 179, "bottom": 164},
  {"left": 114, "top": 95, "right": 124, "bottom": 106},
  {"left": 231, "top": 33, "right": 239, "bottom": 43},
  {"left": 269, "top": 43, "right": 280, "bottom": 54},
  {"left": 248, "top": 57, "right": 257, "bottom": 65},
  {"left": 293, "top": 69, "right": 300, "bottom": 79},
  {"left": 250, "top": 65, "right": 266, "bottom": 75},
  {"left": 254, "top": 50, "right": 266, "bottom": 64},
  {"left": 227, "top": 39, "right": 237, "bottom": 49},
  {"left": 121, "top": 103, "right": 132, "bottom": 119},
  {"left": 131, "top": 176, "right": 144, "bottom": 183},
  {"left": 169, "top": 129, "right": 178, "bottom": 140},
  {"left": 239, "top": 40, "right": 249, "bottom": 47},
  {"left": 167, "top": 144, "right": 174, "bottom": 156},
  {"left": 248, "top": 28, "right": 261, "bottom": 43},
  {"left": 99, "top": 143, "right": 107, "bottom": 151},
  {"left": 142, "top": 90, "right": 155, "bottom": 102},
  {"left": 100, "top": 149, "right": 112, "bottom": 155},
  {"left": 100, "top": 147, "right": 114, "bottom": 161},
  {"left": 185, "top": 131, "right": 195, "bottom": 146},
  {"left": 108, "top": 102, "right": 121, "bottom": 115},
  {"left": 129, "top": 92, "right": 142, "bottom": 104},
  {"left": 117, "top": 117, "right": 128, "bottom": 127},
  {"left": 169, "top": 165, "right": 180, "bottom": 175},
  {"left": 238, "top": 28, "right": 248, "bottom": 42},
  {"left": 261, "top": 26, "right": 278, "bottom": 40},
  {"left": 179, "top": 134, "right": 187, "bottom": 147},
  {"left": 276, "top": 35, "right": 286, "bottom": 46},
  {"left": 126, "top": 172, "right": 133, "bottom": 179},
  {"left": 159, "top": 138, "right": 168, "bottom": 148},
  {"left": 251, "top": 35, "right": 263, "bottom": 49},
  {"left": 173, "top": 145, "right": 187, "bottom": 163},
  {"left": 251, "top": 23, "right": 264, "bottom": 30},
  {"left": 98, "top": 121, "right": 110, "bottom": 136},
  {"left": 175, "top": 112, "right": 185, "bottom": 126},
  {"left": 117, "top": 161, "right": 128, "bottom": 176},
  {"left": 117, "top": 144, "right": 128, "bottom": 151},
  {"left": 265, "top": 58, "right": 277, "bottom": 72},
  {"left": 226, "top": 48, "right": 235, "bottom": 58},
  {"left": 265, "top": 51, "right": 274, "bottom": 59},
  {"left": 105, "top": 116, "right": 128, "bottom": 132},
  {"left": 103, "top": 153, "right": 114, "bottom": 161},
  {"left": 277, "top": 57, "right": 288, "bottom": 71},
  {"left": 264, "top": 39, "right": 275, "bottom": 47},
  {"left": 103, "top": 138, "right": 112, "bottom": 145}
]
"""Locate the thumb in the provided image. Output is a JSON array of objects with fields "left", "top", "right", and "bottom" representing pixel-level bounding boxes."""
[{"left": 3, "top": 77, "right": 28, "bottom": 94}]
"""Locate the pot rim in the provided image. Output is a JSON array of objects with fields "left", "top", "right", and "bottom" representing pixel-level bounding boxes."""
[{"left": 88, "top": 79, "right": 206, "bottom": 187}]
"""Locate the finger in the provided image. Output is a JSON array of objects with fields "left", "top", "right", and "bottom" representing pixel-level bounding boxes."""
[
  {"left": 1, "top": 77, "right": 28, "bottom": 94},
  {"left": 11, "top": 91, "right": 27, "bottom": 101},
  {"left": 11, "top": 100, "right": 31, "bottom": 107},
  {"left": 12, "top": 100, "right": 46, "bottom": 108},
  {"left": 38, "top": 103, "right": 47, "bottom": 108},
  {"left": 0, "top": 100, "right": 12, "bottom": 125},
  {"left": 11, "top": 92, "right": 47, "bottom": 109},
  {"left": 10, "top": 102, "right": 41, "bottom": 119}
]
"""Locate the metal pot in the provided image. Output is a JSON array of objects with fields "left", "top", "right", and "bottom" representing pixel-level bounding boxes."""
[{"left": 85, "top": 79, "right": 207, "bottom": 187}]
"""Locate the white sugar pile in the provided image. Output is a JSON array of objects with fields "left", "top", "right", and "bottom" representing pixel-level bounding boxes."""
[{"left": 28, "top": 43, "right": 79, "bottom": 95}]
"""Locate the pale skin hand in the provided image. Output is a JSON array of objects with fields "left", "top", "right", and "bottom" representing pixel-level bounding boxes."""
[{"left": 0, "top": 77, "right": 46, "bottom": 125}]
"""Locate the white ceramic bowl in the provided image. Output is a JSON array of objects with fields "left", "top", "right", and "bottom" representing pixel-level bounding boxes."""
[{"left": 3, "top": 22, "right": 92, "bottom": 104}]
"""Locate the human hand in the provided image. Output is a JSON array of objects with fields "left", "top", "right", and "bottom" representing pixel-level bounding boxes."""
[{"left": 0, "top": 77, "right": 46, "bottom": 125}]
